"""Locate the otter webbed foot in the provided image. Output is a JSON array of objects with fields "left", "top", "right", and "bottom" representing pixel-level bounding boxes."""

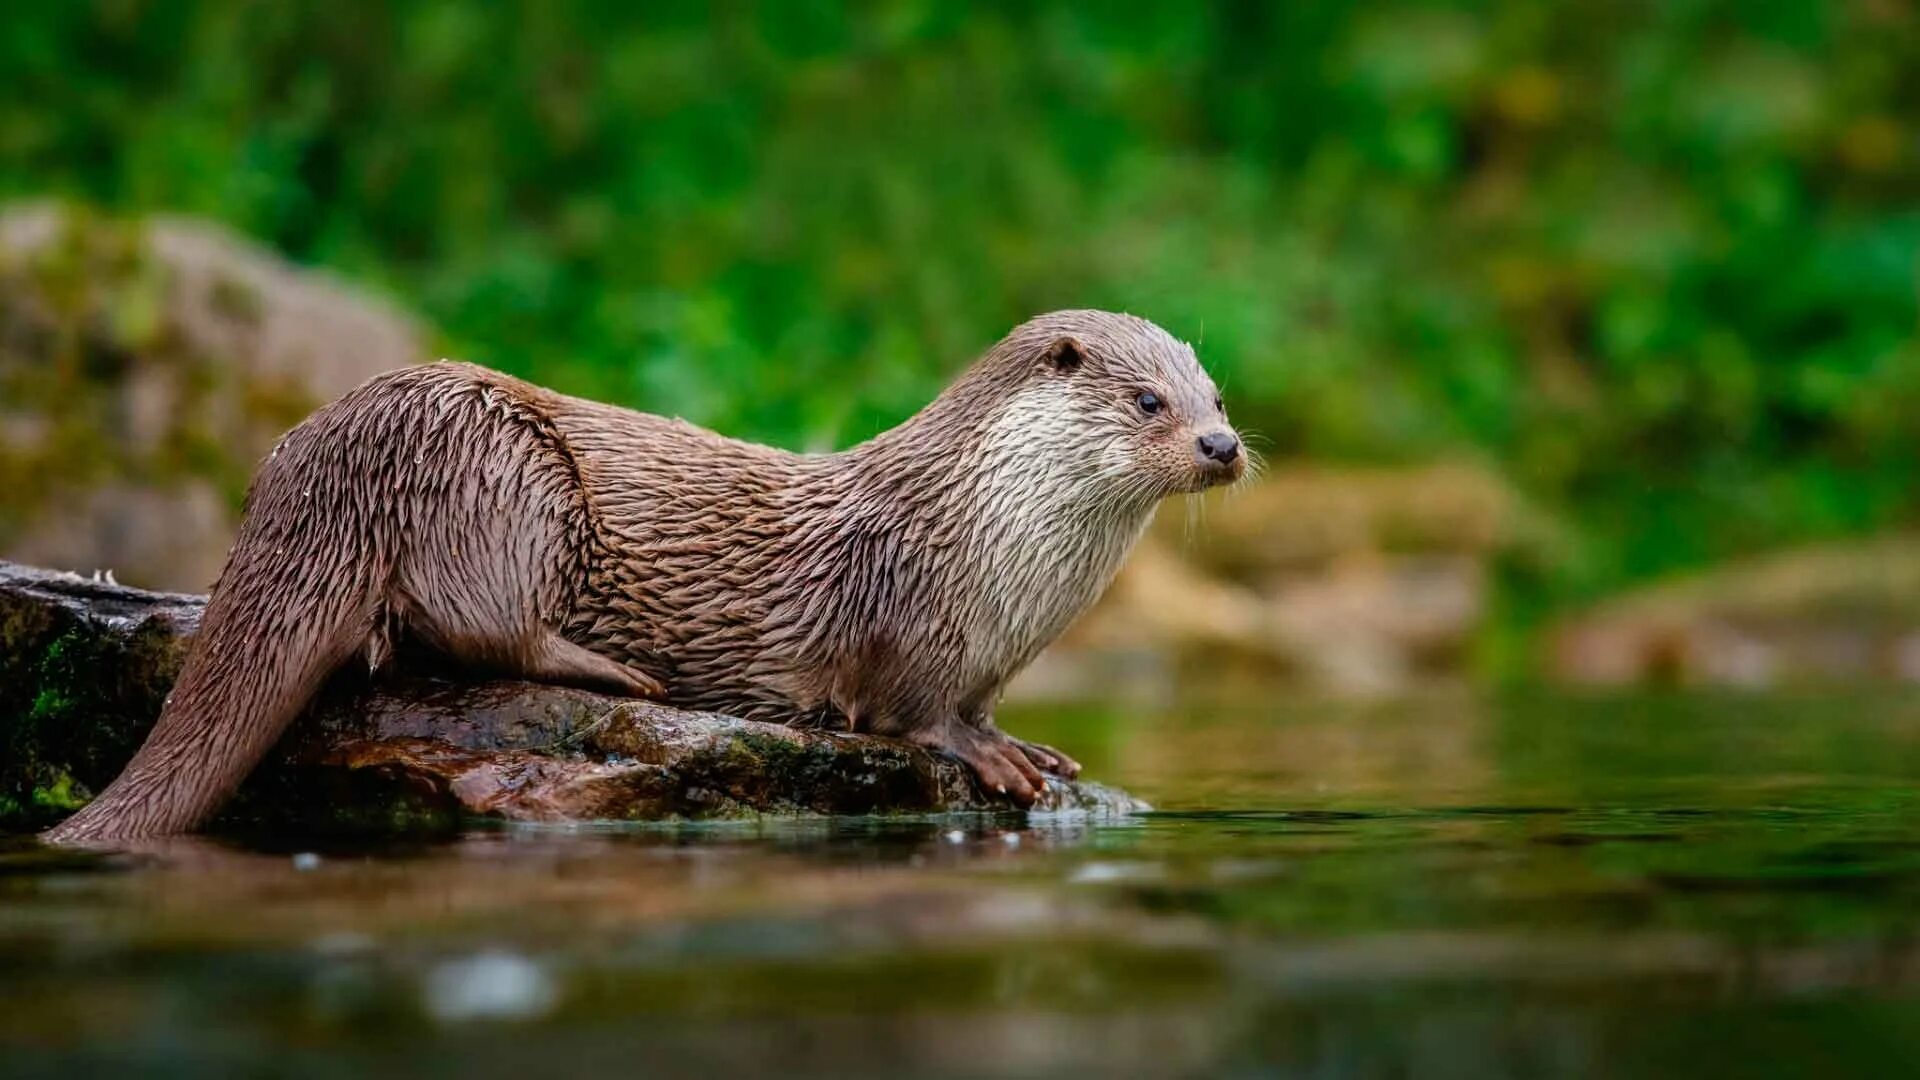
[
  {"left": 919, "top": 724, "right": 1078, "bottom": 807},
  {"left": 524, "top": 632, "right": 664, "bottom": 698},
  {"left": 953, "top": 732, "right": 1044, "bottom": 807}
]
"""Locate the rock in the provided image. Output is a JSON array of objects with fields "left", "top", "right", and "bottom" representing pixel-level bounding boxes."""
[
  {"left": 0, "top": 560, "right": 1144, "bottom": 834},
  {"left": 0, "top": 204, "right": 426, "bottom": 591},
  {"left": 1548, "top": 536, "right": 1920, "bottom": 687}
]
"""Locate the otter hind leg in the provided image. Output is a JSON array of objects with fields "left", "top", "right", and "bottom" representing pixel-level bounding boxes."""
[
  {"left": 389, "top": 378, "right": 661, "bottom": 699},
  {"left": 404, "top": 603, "right": 662, "bottom": 699},
  {"left": 523, "top": 631, "right": 663, "bottom": 698}
]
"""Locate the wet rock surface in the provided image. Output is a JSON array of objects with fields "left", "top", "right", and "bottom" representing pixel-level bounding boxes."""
[{"left": 0, "top": 560, "right": 1145, "bottom": 833}]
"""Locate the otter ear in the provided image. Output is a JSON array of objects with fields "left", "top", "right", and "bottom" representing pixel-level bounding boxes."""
[{"left": 1043, "top": 336, "right": 1087, "bottom": 373}]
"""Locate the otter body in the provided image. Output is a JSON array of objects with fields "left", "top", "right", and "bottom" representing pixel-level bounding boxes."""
[{"left": 46, "top": 310, "right": 1244, "bottom": 843}]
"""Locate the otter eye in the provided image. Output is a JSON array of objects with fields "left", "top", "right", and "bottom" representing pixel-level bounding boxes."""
[
  {"left": 1135, "top": 391, "right": 1164, "bottom": 416},
  {"left": 1214, "top": 395, "right": 1225, "bottom": 414}
]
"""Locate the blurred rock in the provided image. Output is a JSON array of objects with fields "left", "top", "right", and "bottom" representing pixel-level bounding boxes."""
[
  {"left": 1550, "top": 536, "right": 1920, "bottom": 687},
  {"left": 0, "top": 204, "right": 426, "bottom": 591},
  {"left": 0, "top": 560, "right": 1143, "bottom": 834},
  {"left": 1012, "top": 463, "right": 1540, "bottom": 699}
]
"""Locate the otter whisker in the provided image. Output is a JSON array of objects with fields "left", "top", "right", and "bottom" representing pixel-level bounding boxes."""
[{"left": 1240, "top": 445, "right": 1269, "bottom": 484}]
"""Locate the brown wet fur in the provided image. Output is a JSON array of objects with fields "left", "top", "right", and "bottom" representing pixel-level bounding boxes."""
[{"left": 44, "top": 310, "right": 1242, "bottom": 842}]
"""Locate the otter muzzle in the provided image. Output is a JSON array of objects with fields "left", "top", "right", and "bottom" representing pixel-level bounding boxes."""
[{"left": 1193, "top": 429, "right": 1245, "bottom": 486}]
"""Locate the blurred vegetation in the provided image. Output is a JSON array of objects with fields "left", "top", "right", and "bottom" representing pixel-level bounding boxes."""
[{"left": 2, "top": 1, "right": 1917, "bottom": 614}]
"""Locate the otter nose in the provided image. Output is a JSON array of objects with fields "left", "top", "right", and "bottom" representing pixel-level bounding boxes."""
[{"left": 1197, "top": 431, "right": 1241, "bottom": 465}]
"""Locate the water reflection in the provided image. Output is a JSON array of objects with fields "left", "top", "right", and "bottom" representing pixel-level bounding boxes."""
[{"left": 7, "top": 692, "right": 1920, "bottom": 1077}]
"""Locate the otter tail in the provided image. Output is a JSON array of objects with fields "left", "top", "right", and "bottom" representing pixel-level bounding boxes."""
[{"left": 43, "top": 435, "right": 383, "bottom": 845}]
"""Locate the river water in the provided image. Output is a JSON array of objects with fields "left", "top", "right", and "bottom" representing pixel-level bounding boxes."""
[{"left": 5, "top": 690, "right": 1920, "bottom": 1077}]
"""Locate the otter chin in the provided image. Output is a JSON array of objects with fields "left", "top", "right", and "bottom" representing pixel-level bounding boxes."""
[{"left": 45, "top": 309, "right": 1241, "bottom": 843}]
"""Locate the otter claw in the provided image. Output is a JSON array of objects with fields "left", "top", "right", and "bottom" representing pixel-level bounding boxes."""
[{"left": 1010, "top": 737, "right": 1081, "bottom": 779}]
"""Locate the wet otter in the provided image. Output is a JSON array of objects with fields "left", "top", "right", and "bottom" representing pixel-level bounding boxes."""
[{"left": 45, "top": 310, "right": 1245, "bottom": 843}]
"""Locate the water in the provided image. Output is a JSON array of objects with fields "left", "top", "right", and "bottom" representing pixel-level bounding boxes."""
[{"left": 6, "top": 690, "right": 1920, "bottom": 1078}]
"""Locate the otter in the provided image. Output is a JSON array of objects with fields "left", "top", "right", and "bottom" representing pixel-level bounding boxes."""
[{"left": 43, "top": 310, "right": 1245, "bottom": 843}]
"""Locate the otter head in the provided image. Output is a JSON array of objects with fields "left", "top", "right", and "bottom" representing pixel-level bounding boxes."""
[{"left": 982, "top": 310, "right": 1245, "bottom": 504}]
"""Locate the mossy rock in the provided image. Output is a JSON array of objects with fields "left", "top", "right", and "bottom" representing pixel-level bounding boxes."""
[
  {"left": 0, "top": 566, "right": 199, "bottom": 829},
  {"left": 0, "top": 204, "right": 426, "bottom": 591}
]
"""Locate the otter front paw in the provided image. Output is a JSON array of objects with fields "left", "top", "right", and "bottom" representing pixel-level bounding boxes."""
[
  {"left": 921, "top": 727, "right": 1054, "bottom": 807},
  {"left": 1008, "top": 737, "right": 1081, "bottom": 780}
]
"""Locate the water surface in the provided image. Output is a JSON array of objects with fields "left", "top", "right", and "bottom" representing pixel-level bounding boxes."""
[{"left": 6, "top": 690, "right": 1920, "bottom": 1077}]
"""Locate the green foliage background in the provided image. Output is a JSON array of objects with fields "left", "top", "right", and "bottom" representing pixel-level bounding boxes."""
[{"left": 3, "top": 1, "right": 1917, "bottom": 608}]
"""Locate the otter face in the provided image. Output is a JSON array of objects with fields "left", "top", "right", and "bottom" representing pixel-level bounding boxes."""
[{"left": 1025, "top": 312, "right": 1246, "bottom": 499}]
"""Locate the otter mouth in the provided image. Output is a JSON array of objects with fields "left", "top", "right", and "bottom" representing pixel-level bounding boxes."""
[
  {"left": 1212, "top": 456, "right": 1247, "bottom": 485},
  {"left": 1178, "top": 458, "right": 1246, "bottom": 494}
]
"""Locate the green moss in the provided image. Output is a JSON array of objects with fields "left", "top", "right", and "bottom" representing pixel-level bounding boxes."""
[
  {"left": 0, "top": 586, "right": 187, "bottom": 830},
  {"left": 26, "top": 628, "right": 100, "bottom": 730},
  {"left": 208, "top": 272, "right": 263, "bottom": 324},
  {"left": 30, "top": 771, "right": 84, "bottom": 811},
  {"left": 28, "top": 686, "right": 71, "bottom": 723},
  {"left": 725, "top": 732, "right": 838, "bottom": 794}
]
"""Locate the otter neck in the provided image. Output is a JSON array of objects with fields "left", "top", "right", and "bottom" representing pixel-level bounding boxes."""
[{"left": 822, "top": 377, "right": 1161, "bottom": 693}]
